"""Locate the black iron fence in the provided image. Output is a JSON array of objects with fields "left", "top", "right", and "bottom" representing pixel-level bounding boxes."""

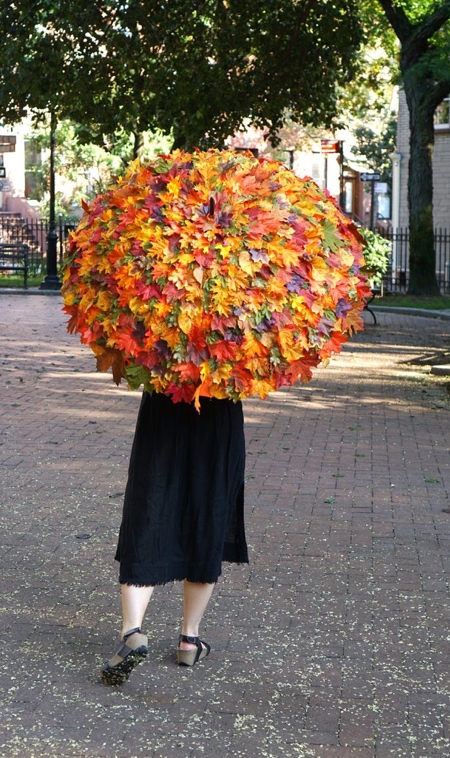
[
  {"left": 1, "top": 213, "right": 449, "bottom": 294},
  {"left": 377, "top": 227, "right": 450, "bottom": 294},
  {"left": 0, "top": 214, "right": 75, "bottom": 271}
]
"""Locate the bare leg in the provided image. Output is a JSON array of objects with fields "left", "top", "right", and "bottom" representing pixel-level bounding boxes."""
[
  {"left": 120, "top": 583, "right": 154, "bottom": 638},
  {"left": 101, "top": 584, "right": 154, "bottom": 684},
  {"left": 179, "top": 580, "right": 215, "bottom": 650}
]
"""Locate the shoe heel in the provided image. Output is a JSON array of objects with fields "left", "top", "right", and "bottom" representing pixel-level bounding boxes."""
[
  {"left": 101, "top": 629, "right": 148, "bottom": 685},
  {"left": 177, "top": 648, "right": 198, "bottom": 666},
  {"left": 177, "top": 634, "right": 211, "bottom": 667}
]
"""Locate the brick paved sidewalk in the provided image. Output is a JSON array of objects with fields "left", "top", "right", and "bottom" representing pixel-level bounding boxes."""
[{"left": 1, "top": 294, "right": 450, "bottom": 758}]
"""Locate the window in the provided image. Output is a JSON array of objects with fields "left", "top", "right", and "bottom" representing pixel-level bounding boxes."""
[
  {"left": 434, "top": 97, "right": 450, "bottom": 129},
  {"left": 24, "top": 139, "right": 45, "bottom": 199},
  {"left": 24, "top": 140, "right": 42, "bottom": 167},
  {"left": 311, "top": 159, "right": 323, "bottom": 187}
]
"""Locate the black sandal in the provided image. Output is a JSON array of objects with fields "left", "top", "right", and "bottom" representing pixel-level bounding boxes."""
[
  {"left": 177, "top": 634, "right": 211, "bottom": 667},
  {"left": 101, "top": 627, "right": 148, "bottom": 685}
]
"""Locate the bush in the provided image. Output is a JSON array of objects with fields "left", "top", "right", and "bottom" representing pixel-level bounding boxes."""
[{"left": 358, "top": 228, "right": 390, "bottom": 285}]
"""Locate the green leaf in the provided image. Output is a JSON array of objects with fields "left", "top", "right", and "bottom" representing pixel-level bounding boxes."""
[
  {"left": 124, "top": 364, "right": 149, "bottom": 390},
  {"left": 322, "top": 220, "right": 341, "bottom": 252}
]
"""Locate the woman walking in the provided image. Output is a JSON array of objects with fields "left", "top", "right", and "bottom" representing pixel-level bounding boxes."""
[
  {"left": 60, "top": 150, "right": 369, "bottom": 686},
  {"left": 101, "top": 391, "right": 248, "bottom": 684}
]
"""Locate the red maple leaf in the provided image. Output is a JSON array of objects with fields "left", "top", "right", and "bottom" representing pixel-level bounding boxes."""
[
  {"left": 231, "top": 364, "right": 253, "bottom": 392},
  {"left": 209, "top": 340, "right": 239, "bottom": 362},
  {"left": 136, "top": 281, "right": 162, "bottom": 300},
  {"left": 166, "top": 382, "right": 196, "bottom": 404},
  {"left": 189, "top": 325, "right": 208, "bottom": 350},
  {"left": 162, "top": 282, "right": 186, "bottom": 301},
  {"left": 115, "top": 331, "right": 139, "bottom": 355},
  {"left": 135, "top": 351, "right": 159, "bottom": 370},
  {"left": 211, "top": 314, "right": 237, "bottom": 332},
  {"left": 193, "top": 249, "right": 215, "bottom": 266},
  {"left": 63, "top": 306, "right": 79, "bottom": 333},
  {"left": 174, "top": 362, "right": 201, "bottom": 382}
]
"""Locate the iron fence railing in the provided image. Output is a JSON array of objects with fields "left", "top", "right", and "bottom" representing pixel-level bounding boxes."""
[
  {"left": 0, "top": 214, "right": 75, "bottom": 271},
  {"left": 376, "top": 227, "right": 450, "bottom": 294},
  {"left": 1, "top": 213, "right": 449, "bottom": 293}
]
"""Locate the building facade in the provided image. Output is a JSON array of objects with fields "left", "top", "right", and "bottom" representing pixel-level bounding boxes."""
[
  {"left": 392, "top": 89, "right": 450, "bottom": 231},
  {"left": 228, "top": 124, "right": 368, "bottom": 223}
]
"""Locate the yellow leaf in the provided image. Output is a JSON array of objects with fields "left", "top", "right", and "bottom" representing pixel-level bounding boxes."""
[
  {"left": 63, "top": 291, "right": 77, "bottom": 306},
  {"left": 128, "top": 296, "right": 149, "bottom": 317},
  {"left": 246, "top": 356, "right": 269, "bottom": 375},
  {"left": 210, "top": 364, "right": 233, "bottom": 383},
  {"left": 238, "top": 250, "right": 255, "bottom": 275},
  {"left": 167, "top": 175, "right": 183, "bottom": 198},
  {"left": 200, "top": 361, "right": 211, "bottom": 381},
  {"left": 242, "top": 333, "right": 269, "bottom": 358},
  {"left": 79, "top": 291, "right": 96, "bottom": 312},
  {"left": 193, "top": 265, "right": 204, "bottom": 284},
  {"left": 277, "top": 328, "right": 305, "bottom": 361},
  {"left": 96, "top": 290, "right": 113, "bottom": 311},
  {"left": 338, "top": 249, "right": 355, "bottom": 268},
  {"left": 178, "top": 311, "right": 193, "bottom": 334},
  {"left": 310, "top": 256, "right": 328, "bottom": 282},
  {"left": 251, "top": 376, "right": 276, "bottom": 398}
]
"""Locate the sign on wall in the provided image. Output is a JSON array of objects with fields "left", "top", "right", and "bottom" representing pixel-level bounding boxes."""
[{"left": 0, "top": 136, "right": 16, "bottom": 153}]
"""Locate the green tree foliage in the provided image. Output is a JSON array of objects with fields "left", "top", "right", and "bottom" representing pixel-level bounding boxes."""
[
  {"left": 0, "top": 1, "right": 362, "bottom": 152},
  {"left": 337, "top": 24, "right": 398, "bottom": 183},
  {"left": 351, "top": 115, "right": 397, "bottom": 183},
  {"left": 375, "top": 0, "right": 450, "bottom": 295},
  {"left": 24, "top": 119, "right": 172, "bottom": 215}
]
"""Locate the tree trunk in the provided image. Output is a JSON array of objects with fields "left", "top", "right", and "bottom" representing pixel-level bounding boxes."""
[
  {"left": 171, "top": 134, "right": 187, "bottom": 151},
  {"left": 132, "top": 132, "right": 146, "bottom": 161},
  {"left": 403, "top": 79, "right": 439, "bottom": 295}
]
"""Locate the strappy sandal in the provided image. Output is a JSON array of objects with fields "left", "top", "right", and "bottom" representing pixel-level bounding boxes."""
[
  {"left": 177, "top": 634, "right": 211, "bottom": 667},
  {"left": 101, "top": 627, "right": 148, "bottom": 685}
]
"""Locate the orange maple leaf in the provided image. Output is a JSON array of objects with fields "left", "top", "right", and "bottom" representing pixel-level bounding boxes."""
[
  {"left": 342, "top": 306, "right": 364, "bottom": 334},
  {"left": 284, "top": 357, "right": 316, "bottom": 383},
  {"left": 319, "top": 330, "right": 348, "bottom": 358},
  {"left": 94, "top": 347, "right": 126, "bottom": 385}
]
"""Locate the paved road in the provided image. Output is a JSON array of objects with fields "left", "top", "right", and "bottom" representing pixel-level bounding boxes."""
[{"left": 1, "top": 294, "right": 450, "bottom": 757}]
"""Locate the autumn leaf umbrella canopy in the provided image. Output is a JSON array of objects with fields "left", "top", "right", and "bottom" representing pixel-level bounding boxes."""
[{"left": 62, "top": 149, "right": 370, "bottom": 407}]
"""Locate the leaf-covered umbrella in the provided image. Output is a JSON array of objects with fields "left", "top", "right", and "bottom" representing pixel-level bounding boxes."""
[{"left": 62, "top": 149, "right": 370, "bottom": 408}]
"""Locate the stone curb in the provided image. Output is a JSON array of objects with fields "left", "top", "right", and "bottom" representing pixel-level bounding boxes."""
[
  {"left": 371, "top": 305, "right": 450, "bottom": 320},
  {"left": 1, "top": 288, "right": 450, "bottom": 321},
  {"left": 0, "top": 287, "right": 62, "bottom": 296}
]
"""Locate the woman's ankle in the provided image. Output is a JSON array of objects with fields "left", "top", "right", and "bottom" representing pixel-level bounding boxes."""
[{"left": 179, "top": 632, "right": 200, "bottom": 650}]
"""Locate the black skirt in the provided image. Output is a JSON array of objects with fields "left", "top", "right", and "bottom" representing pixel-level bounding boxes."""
[{"left": 115, "top": 392, "right": 248, "bottom": 586}]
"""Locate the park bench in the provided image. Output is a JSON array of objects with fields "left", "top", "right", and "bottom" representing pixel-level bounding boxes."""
[
  {"left": 364, "top": 285, "right": 382, "bottom": 325},
  {"left": 0, "top": 243, "right": 30, "bottom": 288}
]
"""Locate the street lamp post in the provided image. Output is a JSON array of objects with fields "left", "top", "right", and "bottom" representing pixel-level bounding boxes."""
[
  {"left": 338, "top": 140, "right": 345, "bottom": 209},
  {"left": 40, "top": 111, "right": 62, "bottom": 290}
]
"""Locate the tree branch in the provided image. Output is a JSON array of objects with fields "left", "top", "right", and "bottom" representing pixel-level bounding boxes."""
[
  {"left": 376, "top": 0, "right": 412, "bottom": 42},
  {"left": 378, "top": 0, "right": 450, "bottom": 44},
  {"left": 380, "top": 1, "right": 450, "bottom": 72},
  {"left": 410, "top": 1, "right": 450, "bottom": 47}
]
